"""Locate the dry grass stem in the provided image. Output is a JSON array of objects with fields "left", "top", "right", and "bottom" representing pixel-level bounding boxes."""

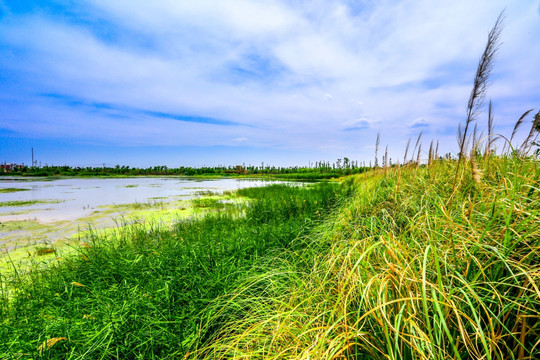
[
  {"left": 510, "top": 108, "right": 534, "bottom": 147},
  {"left": 403, "top": 138, "right": 411, "bottom": 165},
  {"left": 519, "top": 110, "right": 540, "bottom": 154}
]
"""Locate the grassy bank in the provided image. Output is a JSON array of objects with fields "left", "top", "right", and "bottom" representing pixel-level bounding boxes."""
[
  {"left": 0, "top": 182, "right": 341, "bottom": 358},
  {"left": 187, "top": 154, "right": 539, "bottom": 359},
  {"left": 1, "top": 155, "right": 538, "bottom": 359}
]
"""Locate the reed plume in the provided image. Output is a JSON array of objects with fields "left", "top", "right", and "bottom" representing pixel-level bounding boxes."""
[
  {"left": 509, "top": 108, "right": 534, "bottom": 149},
  {"left": 451, "top": 11, "right": 504, "bottom": 205},
  {"left": 519, "top": 109, "right": 540, "bottom": 154},
  {"left": 428, "top": 140, "right": 434, "bottom": 166},
  {"left": 458, "top": 11, "right": 504, "bottom": 159},
  {"left": 38, "top": 337, "right": 68, "bottom": 354},
  {"left": 413, "top": 131, "right": 423, "bottom": 163},
  {"left": 470, "top": 155, "right": 482, "bottom": 184},
  {"left": 472, "top": 122, "right": 479, "bottom": 154},
  {"left": 403, "top": 138, "right": 411, "bottom": 165},
  {"left": 457, "top": 123, "right": 464, "bottom": 152},
  {"left": 375, "top": 132, "right": 380, "bottom": 167}
]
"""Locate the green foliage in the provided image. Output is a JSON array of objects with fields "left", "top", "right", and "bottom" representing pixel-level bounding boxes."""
[
  {"left": 0, "top": 188, "right": 30, "bottom": 193},
  {"left": 189, "top": 156, "right": 540, "bottom": 359},
  {"left": 1, "top": 160, "right": 369, "bottom": 178},
  {"left": 0, "top": 183, "right": 340, "bottom": 358},
  {"left": 2, "top": 155, "right": 539, "bottom": 360},
  {"left": 2, "top": 156, "right": 538, "bottom": 359},
  {"left": 0, "top": 200, "right": 61, "bottom": 207}
]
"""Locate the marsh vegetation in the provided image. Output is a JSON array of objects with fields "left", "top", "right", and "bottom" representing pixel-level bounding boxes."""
[
  {"left": 1, "top": 148, "right": 538, "bottom": 359},
  {"left": 0, "top": 188, "right": 31, "bottom": 194},
  {"left": 1, "top": 182, "right": 341, "bottom": 358},
  {"left": 0, "top": 178, "right": 295, "bottom": 274}
]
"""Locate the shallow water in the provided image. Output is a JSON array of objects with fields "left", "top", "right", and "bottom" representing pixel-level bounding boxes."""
[{"left": 0, "top": 177, "right": 287, "bottom": 223}]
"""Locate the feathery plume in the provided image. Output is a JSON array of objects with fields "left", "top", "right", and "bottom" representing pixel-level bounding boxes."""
[
  {"left": 413, "top": 131, "right": 423, "bottom": 163},
  {"left": 519, "top": 110, "right": 540, "bottom": 154},
  {"left": 458, "top": 11, "right": 504, "bottom": 159},
  {"left": 510, "top": 109, "right": 534, "bottom": 146},
  {"left": 403, "top": 138, "right": 411, "bottom": 165},
  {"left": 375, "top": 132, "right": 380, "bottom": 167},
  {"left": 471, "top": 155, "right": 482, "bottom": 184},
  {"left": 428, "top": 140, "right": 434, "bottom": 166}
]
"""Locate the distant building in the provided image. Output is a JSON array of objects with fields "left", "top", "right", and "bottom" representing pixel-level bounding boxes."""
[{"left": 1, "top": 163, "right": 24, "bottom": 172}]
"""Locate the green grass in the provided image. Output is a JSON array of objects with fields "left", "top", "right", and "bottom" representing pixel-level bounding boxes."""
[
  {"left": 0, "top": 182, "right": 341, "bottom": 358},
  {"left": 187, "top": 155, "right": 540, "bottom": 359},
  {"left": 0, "top": 188, "right": 30, "bottom": 193},
  {"left": 0, "top": 199, "right": 62, "bottom": 207},
  {"left": 104, "top": 200, "right": 166, "bottom": 210},
  {"left": 1, "top": 156, "right": 538, "bottom": 359}
]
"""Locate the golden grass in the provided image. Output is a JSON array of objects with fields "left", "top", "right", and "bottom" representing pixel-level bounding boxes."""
[
  {"left": 187, "top": 156, "right": 540, "bottom": 359},
  {"left": 38, "top": 337, "right": 67, "bottom": 354}
]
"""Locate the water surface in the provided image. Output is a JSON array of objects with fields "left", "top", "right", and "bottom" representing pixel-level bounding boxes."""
[{"left": 0, "top": 177, "right": 284, "bottom": 223}]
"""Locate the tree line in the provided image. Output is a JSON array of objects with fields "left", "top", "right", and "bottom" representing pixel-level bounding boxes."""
[{"left": 1, "top": 159, "right": 370, "bottom": 179}]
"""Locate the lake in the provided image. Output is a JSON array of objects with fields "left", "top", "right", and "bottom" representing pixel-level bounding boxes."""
[
  {"left": 0, "top": 177, "right": 286, "bottom": 223},
  {"left": 0, "top": 177, "right": 293, "bottom": 261}
]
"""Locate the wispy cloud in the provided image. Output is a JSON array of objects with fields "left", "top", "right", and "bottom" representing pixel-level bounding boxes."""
[
  {"left": 41, "top": 93, "right": 243, "bottom": 126},
  {"left": 342, "top": 117, "right": 377, "bottom": 131},
  {"left": 410, "top": 118, "right": 430, "bottom": 129},
  {"left": 0, "top": 0, "right": 539, "bottom": 166}
]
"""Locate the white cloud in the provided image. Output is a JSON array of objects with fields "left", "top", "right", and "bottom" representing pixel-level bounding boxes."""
[
  {"left": 342, "top": 117, "right": 378, "bottom": 130},
  {"left": 410, "top": 118, "right": 429, "bottom": 129},
  {"left": 1, "top": 0, "right": 539, "bottom": 164}
]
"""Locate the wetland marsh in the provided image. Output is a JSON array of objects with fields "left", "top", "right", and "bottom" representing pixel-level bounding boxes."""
[{"left": 0, "top": 177, "right": 295, "bottom": 270}]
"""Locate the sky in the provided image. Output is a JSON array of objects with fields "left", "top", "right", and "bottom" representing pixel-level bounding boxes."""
[{"left": 1, "top": 0, "right": 539, "bottom": 168}]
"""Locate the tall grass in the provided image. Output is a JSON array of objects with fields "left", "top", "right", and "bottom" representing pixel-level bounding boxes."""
[
  {"left": 188, "top": 155, "right": 539, "bottom": 359},
  {"left": 2, "top": 153, "right": 538, "bottom": 360},
  {"left": 451, "top": 11, "right": 504, "bottom": 206},
  {"left": 0, "top": 183, "right": 341, "bottom": 358},
  {"left": 182, "top": 12, "right": 540, "bottom": 358}
]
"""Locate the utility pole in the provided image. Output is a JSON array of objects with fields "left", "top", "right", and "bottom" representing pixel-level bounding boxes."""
[{"left": 32, "top": 147, "right": 34, "bottom": 167}]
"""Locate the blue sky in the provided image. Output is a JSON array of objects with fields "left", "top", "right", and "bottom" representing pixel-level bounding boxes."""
[{"left": 1, "top": 0, "right": 539, "bottom": 167}]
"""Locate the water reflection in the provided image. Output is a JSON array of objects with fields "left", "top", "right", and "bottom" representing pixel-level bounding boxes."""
[{"left": 0, "top": 177, "right": 292, "bottom": 223}]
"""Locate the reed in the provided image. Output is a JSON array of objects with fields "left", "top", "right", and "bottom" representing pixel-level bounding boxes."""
[
  {"left": 485, "top": 99, "right": 494, "bottom": 155},
  {"left": 509, "top": 109, "right": 534, "bottom": 147},
  {"left": 413, "top": 130, "right": 423, "bottom": 164},
  {"left": 450, "top": 11, "right": 504, "bottom": 207},
  {"left": 458, "top": 11, "right": 504, "bottom": 160},
  {"left": 188, "top": 155, "right": 539, "bottom": 360},
  {"left": 375, "top": 132, "right": 381, "bottom": 168},
  {"left": 519, "top": 110, "right": 540, "bottom": 154},
  {"left": 403, "top": 138, "right": 411, "bottom": 165}
]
